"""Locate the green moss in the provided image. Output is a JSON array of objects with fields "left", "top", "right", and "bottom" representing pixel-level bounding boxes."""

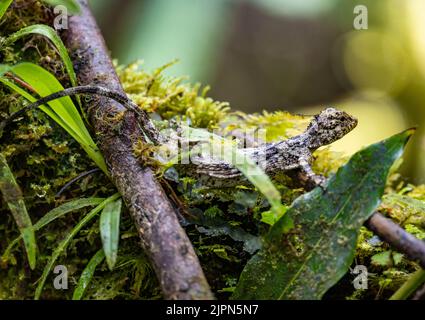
[
  {"left": 220, "top": 110, "right": 309, "bottom": 142},
  {"left": 117, "top": 61, "right": 229, "bottom": 129}
]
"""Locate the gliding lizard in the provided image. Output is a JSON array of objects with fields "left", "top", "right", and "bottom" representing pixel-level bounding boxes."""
[{"left": 0, "top": 86, "right": 357, "bottom": 188}]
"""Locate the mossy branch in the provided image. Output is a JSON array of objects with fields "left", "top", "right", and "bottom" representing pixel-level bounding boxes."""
[{"left": 62, "top": 0, "right": 213, "bottom": 300}]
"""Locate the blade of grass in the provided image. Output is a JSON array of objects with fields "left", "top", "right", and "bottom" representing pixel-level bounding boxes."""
[
  {"left": 1, "top": 25, "right": 77, "bottom": 88},
  {"left": 42, "top": 0, "right": 81, "bottom": 14},
  {"left": 0, "top": 76, "right": 105, "bottom": 173},
  {"left": 10, "top": 63, "right": 88, "bottom": 142},
  {"left": 0, "top": 76, "right": 75, "bottom": 135},
  {"left": 72, "top": 249, "right": 105, "bottom": 300},
  {"left": 0, "top": 63, "right": 108, "bottom": 174},
  {"left": 36, "top": 197, "right": 105, "bottom": 230},
  {"left": 0, "top": 0, "right": 12, "bottom": 20},
  {"left": 34, "top": 193, "right": 120, "bottom": 300},
  {"left": 0, "top": 153, "right": 36, "bottom": 269},
  {"left": 1, "top": 197, "right": 104, "bottom": 264},
  {"left": 100, "top": 198, "right": 122, "bottom": 270},
  {"left": 390, "top": 269, "right": 425, "bottom": 300},
  {"left": 2, "top": 198, "right": 104, "bottom": 264}
]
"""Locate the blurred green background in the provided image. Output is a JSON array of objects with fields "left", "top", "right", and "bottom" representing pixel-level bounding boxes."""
[{"left": 89, "top": 0, "right": 425, "bottom": 183}]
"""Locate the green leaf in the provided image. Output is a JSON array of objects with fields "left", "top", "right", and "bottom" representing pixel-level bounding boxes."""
[
  {"left": 1, "top": 25, "right": 77, "bottom": 88},
  {"left": 2, "top": 197, "right": 104, "bottom": 262},
  {"left": 35, "top": 193, "right": 121, "bottom": 300},
  {"left": 0, "top": 153, "right": 37, "bottom": 269},
  {"left": 100, "top": 199, "right": 122, "bottom": 270},
  {"left": 0, "top": 0, "right": 13, "bottom": 20},
  {"left": 232, "top": 129, "right": 414, "bottom": 300},
  {"left": 41, "top": 0, "right": 81, "bottom": 15},
  {"left": 72, "top": 249, "right": 105, "bottom": 300},
  {"left": 371, "top": 251, "right": 403, "bottom": 267},
  {"left": 36, "top": 197, "right": 105, "bottom": 230},
  {"left": 261, "top": 207, "right": 289, "bottom": 226},
  {"left": 0, "top": 63, "right": 108, "bottom": 174}
]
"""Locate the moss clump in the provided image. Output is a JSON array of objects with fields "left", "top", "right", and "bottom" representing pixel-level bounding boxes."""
[{"left": 117, "top": 61, "right": 229, "bottom": 129}]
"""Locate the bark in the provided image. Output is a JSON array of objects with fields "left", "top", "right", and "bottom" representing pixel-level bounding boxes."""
[{"left": 63, "top": 0, "right": 213, "bottom": 300}]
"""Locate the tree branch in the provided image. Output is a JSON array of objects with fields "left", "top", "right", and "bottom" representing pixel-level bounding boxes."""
[
  {"left": 365, "top": 212, "right": 425, "bottom": 269},
  {"left": 63, "top": 0, "right": 213, "bottom": 299}
]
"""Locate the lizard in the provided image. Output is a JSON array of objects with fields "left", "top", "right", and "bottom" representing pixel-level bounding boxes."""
[
  {"left": 0, "top": 85, "right": 357, "bottom": 189},
  {"left": 172, "top": 107, "right": 358, "bottom": 188}
]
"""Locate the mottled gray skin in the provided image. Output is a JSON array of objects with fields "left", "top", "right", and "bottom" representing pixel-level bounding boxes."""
[{"left": 176, "top": 108, "right": 358, "bottom": 188}]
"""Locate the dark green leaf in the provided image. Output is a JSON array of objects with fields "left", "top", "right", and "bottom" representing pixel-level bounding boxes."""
[
  {"left": 0, "top": 153, "right": 37, "bottom": 269},
  {"left": 2, "top": 197, "right": 104, "bottom": 263},
  {"left": 100, "top": 199, "right": 122, "bottom": 270},
  {"left": 232, "top": 129, "right": 414, "bottom": 300},
  {"left": 72, "top": 249, "right": 105, "bottom": 300},
  {"left": 35, "top": 193, "right": 121, "bottom": 300},
  {"left": 187, "top": 209, "right": 262, "bottom": 254}
]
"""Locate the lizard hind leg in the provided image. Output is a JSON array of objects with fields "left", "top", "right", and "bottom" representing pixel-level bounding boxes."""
[{"left": 298, "top": 158, "right": 326, "bottom": 189}]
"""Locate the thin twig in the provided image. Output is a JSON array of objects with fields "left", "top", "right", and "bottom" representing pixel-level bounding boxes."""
[
  {"left": 4, "top": 72, "right": 36, "bottom": 93},
  {"left": 55, "top": 168, "right": 100, "bottom": 197}
]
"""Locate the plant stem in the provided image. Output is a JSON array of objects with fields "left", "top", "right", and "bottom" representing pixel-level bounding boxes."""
[{"left": 390, "top": 269, "right": 425, "bottom": 300}]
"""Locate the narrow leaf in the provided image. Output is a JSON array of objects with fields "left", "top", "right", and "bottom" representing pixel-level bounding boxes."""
[
  {"left": 72, "top": 249, "right": 105, "bottom": 300},
  {"left": 41, "top": 0, "right": 81, "bottom": 14},
  {"left": 0, "top": 153, "right": 36, "bottom": 269},
  {"left": 100, "top": 199, "right": 122, "bottom": 270},
  {"left": 35, "top": 193, "right": 121, "bottom": 300},
  {"left": 232, "top": 129, "right": 414, "bottom": 300},
  {"left": 390, "top": 269, "right": 425, "bottom": 300},
  {"left": 2, "top": 197, "right": 104, "bottom": 262},
  {"left": 0, "top": 0, "right": 12, "bottom": 20},
  {"left": 1, "top": 25, "right": 77, "bottom": 88},
  {"left": 0, "top": 63, "right": 108, "bottom": 174}
]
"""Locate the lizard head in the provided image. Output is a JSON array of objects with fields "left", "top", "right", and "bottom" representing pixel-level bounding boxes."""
[{"left": 305, "top": 107, "right": 358, "bottom": 150}]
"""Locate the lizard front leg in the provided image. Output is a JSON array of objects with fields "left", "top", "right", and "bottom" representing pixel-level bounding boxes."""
[{"left": 298, "top": 157, "right": 326, "bottom": 189}]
